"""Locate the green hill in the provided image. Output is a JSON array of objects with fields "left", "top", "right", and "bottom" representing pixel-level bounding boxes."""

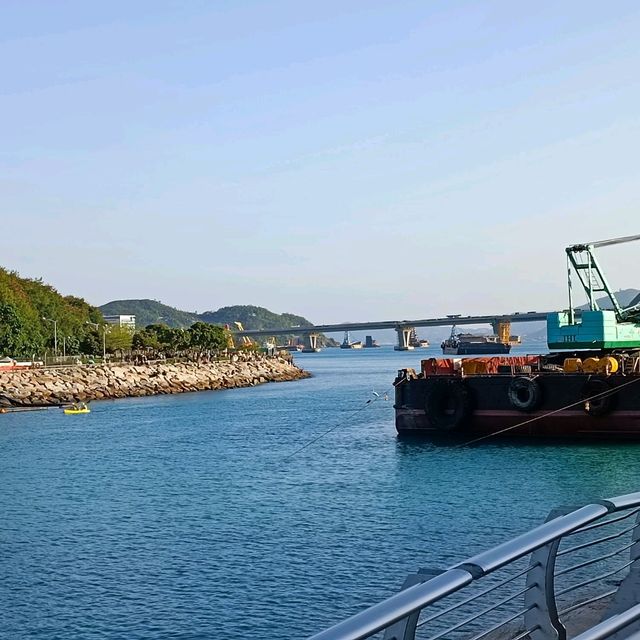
[
  {"left": 99, "top": 299, "right": 200, "bottom": 329},
  {"left": 98, "top": 300, "right": 319, "bottom": 332},
  {"left": 198, "top": 305, "right": 314, "bottom": 331},
  {"left": 98, "top": 300, "right": 337, "bottom": 344},
  {"left": 0, "top": 268, "right": 102, "bottom": 358}
]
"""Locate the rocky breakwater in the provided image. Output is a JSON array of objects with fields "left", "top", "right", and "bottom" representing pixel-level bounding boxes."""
[{"left": 0, "top": 356, "right": 311, "bottom": 407}]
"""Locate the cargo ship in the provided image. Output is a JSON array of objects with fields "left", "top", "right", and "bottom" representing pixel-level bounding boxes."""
[
  {"left": 441, "top": 327, "right": 510, "bottom": 355},
  {"left": 394, "top": 235, "right": 640, "bottom": 439}
]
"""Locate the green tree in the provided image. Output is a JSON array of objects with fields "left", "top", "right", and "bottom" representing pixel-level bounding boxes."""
[
  {"left": 105, "top": 325, "right": 133, "bottom": 353},
  {"left": 132, "top": 329, "right": 161, "bottom": 351},
  {"left": 188, "top": 322, "right": 228, "bottom": 355},
  {"left": 80, "top": 329, "right": 102, "bottom": 355},
  {"left": 64, "top": 335, "right": 81, "bottom": 355},
  {"left": 0, "top": 302, "right": 29, "bottom": 356},
  {"left": 0, "top": 267, "right": 103, "bottom": 358}
]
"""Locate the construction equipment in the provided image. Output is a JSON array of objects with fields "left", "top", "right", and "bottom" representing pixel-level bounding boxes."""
[
  {"left": 233, "top": 322, "right": 254, "bottom": 348},
  {"left": 548, "top": 234, "right": 640, "bottom": 349},
  {"left": 565, "top": 233, "right": 640, "bottom": 323}
]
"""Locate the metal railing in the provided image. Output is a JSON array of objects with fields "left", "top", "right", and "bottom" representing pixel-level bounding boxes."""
[{"left": 308, "top": 492, "right": 640, "bottom": 640}]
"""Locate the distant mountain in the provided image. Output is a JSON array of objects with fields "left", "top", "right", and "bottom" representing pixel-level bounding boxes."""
[
  {"left": 99, "top": 299, "right": 199, "bottom": 329},
  {"left": 99, "top": 300, "right": 317, "bottom": 332},
  {"left": 199, "top": 305, "right": 314, "bottom": 331},
  {"left": 598, "top": 289, "right": 640, "bottom": 308},
  {"left": 98, "top": 300, "right": 340, "bottom": 345}
]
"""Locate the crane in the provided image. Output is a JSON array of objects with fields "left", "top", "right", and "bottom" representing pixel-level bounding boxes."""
[
  {"left": 233, "top": 322, "right": 254, "bottom": 348},
  {"left": 565, "top": 233, "right": 640, "bottom": 323},
  {"left": 547, "top": 234, "right": 640, "bottom": 350}
]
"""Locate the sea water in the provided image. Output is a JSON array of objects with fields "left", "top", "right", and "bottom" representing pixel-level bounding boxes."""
[{"left": 2, "top": 346, "right": 640, "bottom": 639}]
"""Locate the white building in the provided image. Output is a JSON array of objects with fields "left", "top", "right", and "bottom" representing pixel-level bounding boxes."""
[{"left": 103, "top": 314, "right": 136, "bottom": 330}]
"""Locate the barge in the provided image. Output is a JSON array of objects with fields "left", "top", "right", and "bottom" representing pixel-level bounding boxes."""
[
  {"left": 440, "top": 328, "right": 511, "bottom": 355},
  {"left": 394, "top": 235, "right": 640, "bottom": 439}
]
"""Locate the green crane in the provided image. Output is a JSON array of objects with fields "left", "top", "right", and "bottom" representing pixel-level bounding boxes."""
[{"left": 548, "top": 234, "right": 640, "bottom": 350}]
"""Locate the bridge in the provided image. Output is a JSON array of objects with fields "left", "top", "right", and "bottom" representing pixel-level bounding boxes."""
[{"left": 233, "top": 311, "right": 557, "bottom": 352}]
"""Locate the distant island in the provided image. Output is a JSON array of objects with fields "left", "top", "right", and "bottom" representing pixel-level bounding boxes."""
[{"left": 99, "top": 299, "right": 339, "bottom": 346}]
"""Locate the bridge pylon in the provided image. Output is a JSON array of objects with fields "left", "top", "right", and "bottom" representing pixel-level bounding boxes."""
[
  {"left": 394, "top": 326, "right": 415, "bottom": 351},
  {"left": 302, "top": 333, "right": 322, "bottom": 353}
]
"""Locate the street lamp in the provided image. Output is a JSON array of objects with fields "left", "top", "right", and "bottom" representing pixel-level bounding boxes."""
[
  {"left": 86, "top": 321, "right": 107, "bottom": 361},
  {"left": 42, "top": 317, "right": 58, "bottom": 355}
]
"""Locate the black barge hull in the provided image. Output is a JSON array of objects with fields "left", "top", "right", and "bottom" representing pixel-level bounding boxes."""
[{"left": 395, "top": 372, "right": 640, "bottom": 440}]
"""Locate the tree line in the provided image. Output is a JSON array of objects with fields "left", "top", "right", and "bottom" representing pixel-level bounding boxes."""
[{"left": 0, "top": 268, "right": 232, "bottom": 360}]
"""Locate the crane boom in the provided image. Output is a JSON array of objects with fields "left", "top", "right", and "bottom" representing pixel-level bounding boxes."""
[
  {"left": 589, "top": 233, "right": 640, "bottom": 249},
  {"left": 566, "top": 234, "right": 640, "bottom": 322}
]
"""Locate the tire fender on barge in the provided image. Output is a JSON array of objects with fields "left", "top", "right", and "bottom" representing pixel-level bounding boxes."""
[
  {"left": 507, "top": 376, "right": 542, "bottom": 413},
  {"left": 582, "top": 376, "right": 617, "bottom": 417},
  {"left": 424, "top": 379, "right": 471, "bottom": 432}
]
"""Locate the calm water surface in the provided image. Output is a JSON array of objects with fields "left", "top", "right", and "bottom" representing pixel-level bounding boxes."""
[{"left": 2, "top": 346, "right": 640, "bottom": 639}]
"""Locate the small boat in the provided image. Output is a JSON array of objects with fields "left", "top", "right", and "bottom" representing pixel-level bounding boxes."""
[
  {"left": 63, "top": 403, "right": 90, "bottom": 415},
  {"left": 409, "top": 328, "right": 429, "bottom": 348},
  {"left": 340, "top": 331, "right": 363, "bottom": 349}
]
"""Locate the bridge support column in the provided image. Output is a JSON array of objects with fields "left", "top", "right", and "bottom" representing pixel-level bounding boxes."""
[
  {"left": 394, "top": 326, "right": 415, "bottom": 351},
  {"left": 491, "top": 319, "right": 511, "bottom": 343},
  {"left": 302, "top": 333, "right": 321, "bottom": 353}
]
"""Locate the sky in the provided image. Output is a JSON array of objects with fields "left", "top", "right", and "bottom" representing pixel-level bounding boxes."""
[{"left": 2, "top": 0, "right": 640, "bottom": 323}]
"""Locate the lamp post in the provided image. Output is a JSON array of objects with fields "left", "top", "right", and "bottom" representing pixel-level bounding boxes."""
[
  {"left": 42, "top": 317, "right": 58, "bottom": 356},
  {"left": 86, "top": 321, "right": 107, "bottom": 361}
]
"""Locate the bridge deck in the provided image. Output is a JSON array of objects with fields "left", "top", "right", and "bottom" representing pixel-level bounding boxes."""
[{"left": 234, "top": 311, "right": 556, "bottom": 337}]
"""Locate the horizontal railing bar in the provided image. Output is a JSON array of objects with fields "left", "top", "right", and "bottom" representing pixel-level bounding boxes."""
[
  {"left": 558, "top": 588, "right": 617, "bottom": 616},
  {"left": 306, "top": 569, "right": 472, "bottom": 640},
  {"left": 571, "top": 601, "right": 640, "bottom": 640},
  {"left": 555, "top": 540, "right": 636, "bottom": 577},
  {"left": 556, "top": 560, "right": 634, "bottom": 598},
  {"left": 510, "top": 626, "right": 540, "bottom": 640},
  {"left": 415, "top": 563, "right": 540, "bottom": 628},
  {"left": 454, "top": 504, "right": 609, "bottom": 575},
  {"left": 557, "top": 521, "right": 638, "bottom": 556},
  {"left": 419, "top": 585, "right": 535, "bottom": 640},
  {"left": 307, "top": 494, "right": 640, "bottom": 640},
  {"left": 460, "top": 606, "right": 535, "bottom": 640},
  {"left": 567, "top": 508, "right": 640, "bottom": 535},
  {"left": 601, "top": 492, "right": 640, "bottom": 511}
]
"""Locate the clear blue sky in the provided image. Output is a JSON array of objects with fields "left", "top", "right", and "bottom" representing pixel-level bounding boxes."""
[{"left": 3, "top": 1, "right": 640, "bottom": 322}]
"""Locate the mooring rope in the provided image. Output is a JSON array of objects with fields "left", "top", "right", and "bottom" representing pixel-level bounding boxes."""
[
  {"left": 457, "top": 375, "right": 640, "bottom": 448},
  {"left": 281, "top": 387, "right": 392, "bottom": 462},
  {"left": 282, "top": 372, "right": 640, "bottom": 459}
]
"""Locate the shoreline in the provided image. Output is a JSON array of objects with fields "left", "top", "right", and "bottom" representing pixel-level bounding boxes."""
[{"left": 0, "top": 356, "right": 311, "bottom": 408}]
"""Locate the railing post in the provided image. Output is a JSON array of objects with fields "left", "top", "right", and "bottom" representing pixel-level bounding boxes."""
[
  {"left": 524, "top": 508, "right": 569, "bottom": 640},
  {"left": 603, "top": 509, "right": 640, "bottom": 638},
  {"left": 382, "top": 569, "right": 443, "bottom": 640}
]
